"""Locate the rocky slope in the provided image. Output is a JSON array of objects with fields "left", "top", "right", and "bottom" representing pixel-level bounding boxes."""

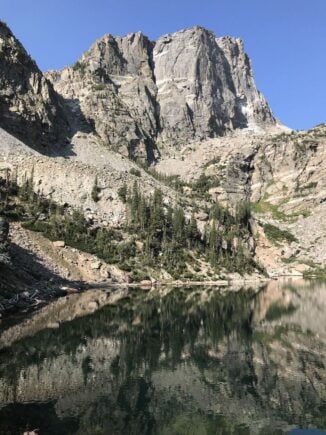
[
  {"left": 0, "top": 22, "right": 325, "bottom": 284},
  {"left": 46, "top": 26, "right": 278, "bottom": 160},
  {"left": 155, "top": 124, "right": 326, "bottom": 274},
  {"left": 0, "top": 21, "right": 70, "bottom": 148}
]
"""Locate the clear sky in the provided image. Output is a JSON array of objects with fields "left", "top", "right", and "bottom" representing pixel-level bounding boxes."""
[{"left": 1, "top": 0, "right": 325, "bottom": 130}]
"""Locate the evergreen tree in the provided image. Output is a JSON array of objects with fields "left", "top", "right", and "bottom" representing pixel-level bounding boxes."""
[
  {"left": 172, "top": 207, "right": 186, "bottom": 246},
  {"left": 185, "top": 213, "right": 200, "bottom": 249},
  {"left": 91, "top": 176, "right": 100, "bottom": 202},
  {"left": 208, "top": 221, "right": 218, "bottom": 267}
]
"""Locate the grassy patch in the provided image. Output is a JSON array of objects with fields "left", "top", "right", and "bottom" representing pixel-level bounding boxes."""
[
  {"left": 281, "top": 255, "right": 297, "bottom": 264},
  {"left": 251, "top": 200, "right": 289, "bottom": 221},
  {"left": 263, "top": 223, "right": 298, "bottom": 244},
  {"left": 251, "top": 198, "right": 311, "bottom": 222}
]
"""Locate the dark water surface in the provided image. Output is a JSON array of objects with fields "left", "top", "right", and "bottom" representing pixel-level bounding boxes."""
[{"left": 0, "top": 279, "right": 325, "bottom": 434}]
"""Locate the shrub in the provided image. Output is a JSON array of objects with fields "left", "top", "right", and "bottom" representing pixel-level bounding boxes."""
[
  {"left": 72, "top": 61, "right": 86, "bottom": 75},
  {"left": 118, "top": 184, "right": 128, "bottom": 203},
  {"left": 130, "top": 168, "right": 141, "bottom": 177},
  {"left": 93, "top": 83, "right": 106, "bottom": 91}
]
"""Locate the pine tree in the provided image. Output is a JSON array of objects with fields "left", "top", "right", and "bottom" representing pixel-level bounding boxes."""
[
  {"left": 185, "top": 213, "right": 200, "bottom": 249},
  {"left": 91, "top": 176, "right": 100, "bottom": 202},
  {"left": 129, "top": 181, "right": 141, "bottom": 228},
  {"left": 208, "top": 221, "right": 218, "bottom": 267},
  {"left": 172, "top": 207, "right": 186, "bottom": 246}
]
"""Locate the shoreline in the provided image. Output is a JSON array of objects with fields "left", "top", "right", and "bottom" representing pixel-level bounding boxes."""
[{"left": 0, "top": 274, "right": 310, "bottom": 321}]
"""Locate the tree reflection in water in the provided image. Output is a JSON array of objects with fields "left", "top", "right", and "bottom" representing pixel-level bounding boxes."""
[{"left": 0, "top": 279, "right": 325, "bottom": 434}]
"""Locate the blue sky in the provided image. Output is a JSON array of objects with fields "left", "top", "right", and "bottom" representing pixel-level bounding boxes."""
[{"left": 1, "top": 0, "right": 325, "bottom": 130}]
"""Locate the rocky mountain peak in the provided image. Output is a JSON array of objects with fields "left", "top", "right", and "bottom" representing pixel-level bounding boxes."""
[
  {"left": 0, "top": 21, "right": 70, "bottom": 149},
  {"left": 0, "top": 22, "right": 281, "bottom": 159},
  {"left": 45, "top": 25, "right": 280, "bottom": 159},
  {"left": 81, "top": 30, "right": 154, "bottom": 78}
]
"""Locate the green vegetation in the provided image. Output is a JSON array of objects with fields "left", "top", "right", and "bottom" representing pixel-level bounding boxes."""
[
  {"left": 251, "top": 198, "right": 310, "bottom": 222},
  {"left": 117, "top": 184, "right": 128, "bottom": 203},
  {"left": 129, "top": 168, "right": 141, "bottom": 177},
  {"left": 263, "top": 223, "right": 298, "bottom": 245},
  {"left": 72, "top": 60, "right": 86, "bottom": 75},
  {"left": 92, "top": 83, "right": 106, "bottom": 91},
  {"left": 304, "top": 265, "right": 326, "bottom": 279},
  {"left": 281, "top": 255, "right": 297, "bottom": 264},
  {"left": 125, "top": 183, "right": 256, "bottom": 277},
  {"left": 250, "top": 200, "right": 289, "bottom": 221},
  {"left": 136, "top": 162, "right": 222, "bottom": 198},
  {"left": 192, "top": 173, "right": 220, "bottom": 196},
  {"left": 1, "top": 172, "right": 258, "bottom": 280},
  {"left": 91, "top": 176, "right": 100, "bottom": 202},
  {"left": 136, "top": 161, "right": 186, "bottom": 192}
]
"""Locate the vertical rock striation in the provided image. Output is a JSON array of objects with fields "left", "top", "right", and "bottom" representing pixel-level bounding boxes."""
[
  {"left": 47, "top": 26, "right": 278, "bottom": 159},
  {"left": 154, "top": 27, "right": 275, "bottom": 147}
]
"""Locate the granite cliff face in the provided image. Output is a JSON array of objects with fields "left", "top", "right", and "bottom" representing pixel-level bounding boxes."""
[
  {"left": 154, "top": 28, "right": 275, "bottom": 147},
  {"left": 0, "top": 22, "right": 70, "bottom": 148},
  {"left": 47, "top": 26, "right": 277, "bottom": 159}
]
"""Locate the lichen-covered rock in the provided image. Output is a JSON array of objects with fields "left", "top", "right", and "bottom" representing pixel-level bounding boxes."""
[{"left": 0, "top": 21, "right": 70, "bottom": 148}]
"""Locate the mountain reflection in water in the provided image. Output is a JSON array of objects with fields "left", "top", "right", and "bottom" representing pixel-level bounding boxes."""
[{"left": 0, "top": 279, "right": 325, "bottom": 435}]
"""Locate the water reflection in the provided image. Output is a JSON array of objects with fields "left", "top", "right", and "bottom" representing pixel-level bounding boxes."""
[{"left": 0, "top": 279, "right": 325, "bottom": 434}]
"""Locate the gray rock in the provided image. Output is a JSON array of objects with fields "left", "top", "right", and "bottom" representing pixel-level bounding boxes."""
[
  {"left": 0, "top": 22, "right": 70, "bottom": 148},
  {"left": 46, "top": 26, "right": 277, "bottom": 160},
  {"left": 154, "top": 28, "right": 275, "bottom": 148}
]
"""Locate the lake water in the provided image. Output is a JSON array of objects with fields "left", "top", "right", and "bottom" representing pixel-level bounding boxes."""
[{"left": 0, "top": 279, "right": 325, "bottom": 434}]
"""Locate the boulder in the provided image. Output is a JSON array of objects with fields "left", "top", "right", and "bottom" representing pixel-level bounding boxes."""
[{"left": 53, "top": 240, "right": 65, "bottom": 248}]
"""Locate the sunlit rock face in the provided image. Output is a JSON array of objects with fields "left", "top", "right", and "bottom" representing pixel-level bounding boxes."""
[
  {"left": 0, "top": 281, "right": 325, "bottom": 434},
  {"left": 46, "top": 26, "right": 277, "bottom": 160},
  {"left": 154, "top": 27, "right": 275, "bottom": 147}
]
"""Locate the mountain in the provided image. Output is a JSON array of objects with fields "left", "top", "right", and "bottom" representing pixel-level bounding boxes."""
[
  {"left": 0, "top": 22, "right": 70, "bottom": 148},
  {"left": 46, "top": 26, "right": 279, "bottom": 160},
  {"left": 0, "top": 21, "right": 325, "bottom": 306}
]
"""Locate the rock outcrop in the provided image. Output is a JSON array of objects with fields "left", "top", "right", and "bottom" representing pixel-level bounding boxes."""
[
  {"left": 0, "top": 22, "right": 325, "bottom": 279},
  {"left": 47, "top": 26, "right": 278, "bottom": 159},
  {"left": 155, "top": 124, "right": 326, "bottom": 273},
  {"left": 154, "top": 28, "right": 275, "bottom": 147},
  {"left": 0, "top": 21, "right": 70, "bottom": 148}
]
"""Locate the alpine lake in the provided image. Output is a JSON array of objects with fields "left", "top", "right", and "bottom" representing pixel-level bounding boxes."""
[{"left": 0, "top": 278, "right": 325, "bottom": 435}]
